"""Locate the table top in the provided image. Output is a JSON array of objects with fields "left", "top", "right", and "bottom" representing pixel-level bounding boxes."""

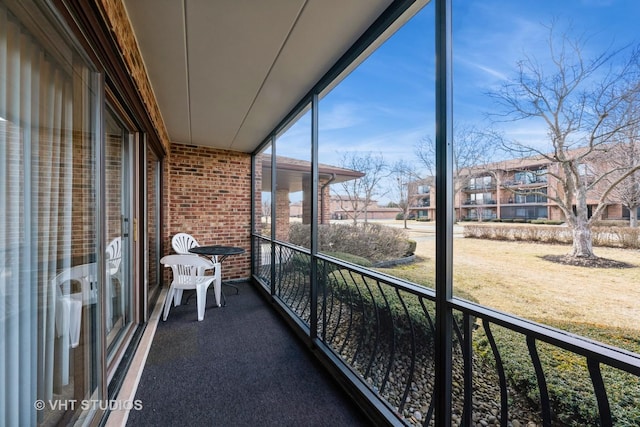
[{"left": 189, "top": 245, "right": 245, "bottom": 256}]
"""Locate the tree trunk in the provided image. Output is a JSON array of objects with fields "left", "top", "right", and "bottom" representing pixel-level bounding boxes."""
[
  {"left": 570, "top": 222, "right": 595, "bottom": 258},
  {"left": 630, "top": 207, "right": 638, "bottom": 228}
]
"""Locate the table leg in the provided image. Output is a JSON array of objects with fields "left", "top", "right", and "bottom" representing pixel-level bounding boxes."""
[
  {"left": 212, "top": 262, "right": 222, "bottom": 307},
  {"left": 223, "top": 282, "right": 240, "bottom": 295}
]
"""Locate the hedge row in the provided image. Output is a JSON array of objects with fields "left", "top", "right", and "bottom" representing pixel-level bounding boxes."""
[
  {"left": 289, "top": 222, "right": 415, "bottom": 263},
  {"left": 461, "top": 218, "right": 564, "bottom": 225},
  {"left": 463, "top": 224, "right": 640, "bottom": 249}
]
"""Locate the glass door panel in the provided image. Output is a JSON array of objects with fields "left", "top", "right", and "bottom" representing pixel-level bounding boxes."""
[
  {"left": 0, "top": 3, "right": 102, "bottom": 424},
  {"left": 104, "top": 108, "right": 133, "bottom": 356},
  {"left": 146, "top": 145, "right": 161, "bottom": 317}
]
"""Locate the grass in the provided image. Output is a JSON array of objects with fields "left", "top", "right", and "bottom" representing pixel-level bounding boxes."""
[
  {"left": 372, "top": 223, "right": 640, "bottom": 424},
  {"left": 376, "top": 226, "right": 640, "bottom": 348},
  {"left": 452, "top": 239, "right": 640, "bottom": 332}
]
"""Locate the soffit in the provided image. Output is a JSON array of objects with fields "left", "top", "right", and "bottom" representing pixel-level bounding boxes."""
[{"left": 122, "top": 0, "right": 400, "bottom": 153}]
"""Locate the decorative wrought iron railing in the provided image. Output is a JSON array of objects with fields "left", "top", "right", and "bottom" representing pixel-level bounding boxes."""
[{"left": 252, "top": 238, "right": 640, "bottom": 426}]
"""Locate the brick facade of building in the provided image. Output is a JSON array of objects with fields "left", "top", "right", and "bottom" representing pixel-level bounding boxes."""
[{"left": 166, "top": 144, "right": 252, "bottom": 280}]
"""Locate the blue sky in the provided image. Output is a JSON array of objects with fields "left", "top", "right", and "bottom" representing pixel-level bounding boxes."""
[{"left": 277, "top": 0, "right": 640, "bottom": 201}]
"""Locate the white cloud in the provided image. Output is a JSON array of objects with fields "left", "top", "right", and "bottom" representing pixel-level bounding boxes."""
[{"left": 318, "top": 103, "right": 365, "bottom": 131}]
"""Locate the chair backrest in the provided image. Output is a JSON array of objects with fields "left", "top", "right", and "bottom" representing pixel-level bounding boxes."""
[
  {"left": 260, "top": 243, "right": 294, "bottom": 266},
  {"left": 106, "top": 237, "right": 122, "bottom": 275},
  {"left": 52, "top": 263, "right": 98, "bottom": 303},
  {"left": 172, "top": 233, "right": 200, "bottom": 254},
  {"left": 160, "top": 254, "right": 212, "bottom": 286}
]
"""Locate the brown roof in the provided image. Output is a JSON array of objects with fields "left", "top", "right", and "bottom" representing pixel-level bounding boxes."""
[{"left": 259, "top": 154, "right": 364, "bottom": 193}]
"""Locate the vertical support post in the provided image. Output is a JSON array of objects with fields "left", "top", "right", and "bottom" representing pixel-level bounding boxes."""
[
  {"left": 463, "top": 314, "right": 474, "bottom": 425},
  {"left": 310, "top": 94, "right": 319, "bottom": 342},
  {"left": 270, "top": 135, "right": 277, "bottom": 297},
  {"left": 250, "top": 153, "right": 256, "bottom": 278},
  {"left": 95, "top": 72, "right": 108, "bottom": 402},
  {"left": 434, "top": 0, "right": 454, "bottom": 425}
]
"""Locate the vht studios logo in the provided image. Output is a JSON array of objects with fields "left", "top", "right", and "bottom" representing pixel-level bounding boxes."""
[{"left": 34, "top": 399, "right": 143, "bottom": 411}]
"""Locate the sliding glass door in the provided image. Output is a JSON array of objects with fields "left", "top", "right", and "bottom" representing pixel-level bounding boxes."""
[
  {"left": 145, "top": 144, "right": 162, "bottom": 318},
  {"left": 104, "top": 108, "right": 134, "bottom": 362},
  {"left": 0, "top": 2, "right": 101, "bottom": 425},
  {"left": 0, "top": 2, "right": 154, "bottom": 424}
]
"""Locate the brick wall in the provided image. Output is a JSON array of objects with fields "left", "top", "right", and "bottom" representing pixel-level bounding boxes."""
[
  {"left": 274, "top": 189, "right": 290, "bottom": 240},
  {"left": 605, "top": 204, "right": 624, "bottom": 220},
  {"left": 166, "top": 144, "right": 252, "bottom": 280},
  {"left": 302, "top": 176, "right": 332, "bottom": 224},
  {"left": 71, "top": 129, "right": 96, "bottom": 260},
  {"left": 105, "top": 131, "right": 123, "bottom": 244}
]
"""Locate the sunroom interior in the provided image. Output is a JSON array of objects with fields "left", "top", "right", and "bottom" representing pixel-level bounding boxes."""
[{"left": 2, "top": 0, "right": 640, "bottom": 426}]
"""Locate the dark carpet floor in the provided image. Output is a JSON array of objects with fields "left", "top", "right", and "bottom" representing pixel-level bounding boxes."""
[{"left": 126, "top": 281, "right": 372, "bottom": 427}]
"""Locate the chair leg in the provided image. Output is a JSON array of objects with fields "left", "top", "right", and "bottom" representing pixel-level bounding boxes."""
[
  {"left": 69, "top": 299, "right": 82, "bottom": 348},
  {"left": 196, "top": 284, "right": 207, "bottom": 321},
  {"left": 173, "top": 289, "right": 183, "bottom": 306},
  {"left": 163, "top": 287, "right": 175, "bottom": 321}
]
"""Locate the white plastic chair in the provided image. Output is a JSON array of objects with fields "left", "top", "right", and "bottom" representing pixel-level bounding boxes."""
[
  {"left": 260, "top": 243, "right": 294, "bottom": 267},
  {"left": 171, "top": 232, "right": 221, "bottom": 299},
  {"left": 172, "top": 232, "right": 200, "bottom": 255},
  {"left": 106, "top": 237, "right": 122, "bottom": 279},
  {"left": 106, "top": 237, "right": 123, "bottom": 330},
  {"left": 52, "top": 262, "right": 97, "bottom": 386},
  {"left": 160, "top": 254, "right": 219, "bottom": 321}
]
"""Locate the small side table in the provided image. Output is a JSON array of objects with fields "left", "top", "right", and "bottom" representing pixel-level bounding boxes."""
[{"left": 189, "top": 245, "right": 245, "bottom": 305}]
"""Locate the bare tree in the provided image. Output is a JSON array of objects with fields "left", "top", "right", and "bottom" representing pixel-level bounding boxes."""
[
  {"left": 612, "top": 149, "right": 640, "bottom": 228},
  {"left": 605, "top": 94, "right": 640, "bottom": 227},
  {"left": 261, "top": 197, "right": 271, "bottom": 223},
  {"left": 335, "top": 152, "right": 388, "bottom": 225},
  {"left": 260, "top": 197, "right": 271, "bottom": 232},
  {"left": 416, "top": 124, "right": 498, "bottom": 221},
  {"left": 490, "top": 23, "right": 640, "bottom": 259},
  {"left": 389, "top": 160, "right": 421, "bottom": 229}
]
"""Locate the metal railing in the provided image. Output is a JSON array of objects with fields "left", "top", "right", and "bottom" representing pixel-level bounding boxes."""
[{"left": 252, "top": 238, "right": 640, "bottom": 426}]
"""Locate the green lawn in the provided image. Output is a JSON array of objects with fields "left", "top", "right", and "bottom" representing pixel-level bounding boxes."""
[{"left": 378, "top": 234, "right": 640, "bottom": 349}]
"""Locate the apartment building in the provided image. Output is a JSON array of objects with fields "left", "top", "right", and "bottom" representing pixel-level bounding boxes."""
[{"left": 410, "top": 152, "right": 638, "bottom": 222}]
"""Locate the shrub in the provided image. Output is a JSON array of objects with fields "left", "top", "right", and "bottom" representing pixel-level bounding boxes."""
[
  {"left": 593, "top": 226, "right": 640, "bottom": 249},
  {"left": 395, "top": 213, "right": 415, "bottom": 220},
  {"left": 289, "top": 222, "right": 412, "bottom": 263},
  {"left": 323, "top": 251, "right": 372, "bottom": 268},
  {"left": 326, "top": 270, "right": 473, "bottom": 346},
  {"left": 475, "top": 321, "right": 640, "bottom": 426},
  {"left": 405, "top": 239, "right": 417, "bottom": 256},
  {"left": 592, "top": 219, "right": 630, "bottom": 227},
  {"left": 463, "top": 224, "right": 640, "bottom": 248}
]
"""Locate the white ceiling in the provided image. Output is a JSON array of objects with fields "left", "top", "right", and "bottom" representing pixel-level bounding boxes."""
[{"left": 123, "top": 0, "right": 425, "bottom": 153}]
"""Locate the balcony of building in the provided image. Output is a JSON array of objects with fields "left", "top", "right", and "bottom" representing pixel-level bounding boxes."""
[
  {"left": 462, "top": 183, "right": 497, "bottom": 192},
  {"left": 461, "top": 199, "right": 497, "bottom": 207},
  {"left": 118, "top": 280, "right": 371, "bottom": 426},
  {"left": 501, "top": 178, "right": 549, "bottom": 189},
  {"left": 4, "top": 1, "right": 640, "bottom": 427},
  {"left": 110, "top": 240, "right": 640, "bottom": 426},
  {"left": 101, "top": 2, "right": 640, "bottom": 423}
]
